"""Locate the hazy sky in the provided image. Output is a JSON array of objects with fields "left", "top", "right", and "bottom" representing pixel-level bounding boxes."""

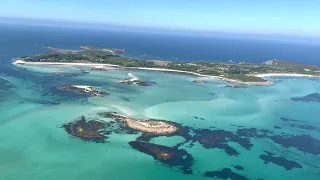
[{"left": 0, "top": 0, "right": 319, "bottom": 36}]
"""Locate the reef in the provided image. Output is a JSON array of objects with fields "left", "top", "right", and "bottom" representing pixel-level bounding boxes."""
[
  {"left": 91, "top": 66, "right": 108, "bottom": 71},
  {"left": 119, "top": 96, "right": 132, "bottom": 102},
  {"left": 119, "top": 79, "right": 156, "bottom": 86},
  {"left": 280, "top": 117, "right": 305, "bottom": 123},
  {"left": 62, "top": 116, "right": 107, "bottom": 143},
  {"left": 269, "top": 134, "right": 320, "bottom": 155},
  {"left": 224, "top": 85, "right": 247, "bottom": 88},
  {"left": 190, "top": 128, "right": 278, "bottom": 156},
  {"left": 289, "top": 123, "right": 320, "bottom": 132},
  {"left": 192, "top": 128, "right": 254, "bottom": 156},
  {"left": 236, "top": 128, "right": 272, "bottom": 138},
  {"left": 233, "top": 165, "right": 244, "bottom": 171},
  {"left": 0, "top": 78, "right": 15, "bottom": 91},
  {"left": 291, "top": 93, "right": 320, "bottom": 103},
  {"left": 260, "top": 151, "right": 302, "bottom": 170},
  {"left": 204, "top": 168, "right": 249, "bottom": 180},
  {"left": 193, "top": 80, "right": 204, "bottom": 84},
  {"left": 280, "top": 117, "right": 319, "bottom": 132},
  {"left": 58, "top": 73, "right": 77, "bottom": 78},
  {"left": 192, "top": 116, "right": 205, "bottom": 120},
  {"left": 59, "top": 84, "right": 107, "bottom": 97},
  {"left": 129, "top": 141, "right": 194, "bottom": 174}
]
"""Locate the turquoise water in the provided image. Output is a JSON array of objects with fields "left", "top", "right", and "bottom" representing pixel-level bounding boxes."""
[
  {"left": 1, "top": 24, "right": 320, "bottom": 180},
  {"left": 1, "top": 62, "right": 320, "bottom": 180}
]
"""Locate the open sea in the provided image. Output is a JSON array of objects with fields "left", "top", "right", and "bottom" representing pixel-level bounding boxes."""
[{"left": 0, "top": 23, "right": 320, "bottom": 180}]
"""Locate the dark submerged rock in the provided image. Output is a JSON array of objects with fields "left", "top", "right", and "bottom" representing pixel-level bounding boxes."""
[
  {"left": 291, "top": 93, "right": 320, "bottom": 103},
  {"left": 192, "top": 129, "right": 253, "bottom": 156},
  {"left": 280, "top": 117, "right": 319, "bottom": 132},
  {"left": 129, "top": 141, "right": 194, "bottom": 174},
  {"left": 280, "top": 117, "right": 305, "bottom": 123},
  {"left": 193, "top": 80, "right": 204, "bottom": 84},
  {"left": 225, "top": 85, "right": 247, "bottom": 89},
  {"left": 119, "top": 96, "right": 131, "bottom": 102},
  {"left": 236, "top": 128, "right": 271, "bottom": 138},
  {"left": 119, "top": 80, "right": 156, "bottom": 86},
  {"left": 260, "top": 151, "right": 303, "bottom": 170},
  {"left": 233, "top": 165, "right": 244, "bottom": 171},
  {"left": 289, "top": 123, "right": 320, "bottom": 132},
  {"left": 62, "top": 116, "right": 107, "bottom": 143},
  {"left": 270, "top": 134, "right": 320, "bottom": 155},
  {"left": 57, "top": 73, "right": 77, "bottom": 78},
  {"left": 204, "top": 168, "right": 249, "bottom": 180},
  {"left": 0, "top": 78, "right": 15, "bottom": 90}
]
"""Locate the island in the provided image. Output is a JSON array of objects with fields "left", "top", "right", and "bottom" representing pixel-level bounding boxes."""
[
  {"left": 13, "top": 46, "right": 320, "bottom": 85},
  {"left": 118, "top": 73, "right": 156, "bottom": 86},
  {"left": 100, "top": 112, "right": 179, "bottom": 135},
  {"left": 59, "top": 84, "right": 107, "bottom": 97},
  {"left": 62, "top": 116, "right": 107, "bottom": 143}
]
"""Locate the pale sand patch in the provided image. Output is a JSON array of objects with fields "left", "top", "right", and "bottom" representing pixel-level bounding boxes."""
[{"left": 108, "top": 112, "right": 178, "bottom": 135}]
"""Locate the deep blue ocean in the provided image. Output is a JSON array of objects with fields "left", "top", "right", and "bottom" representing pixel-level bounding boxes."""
[{"left": 1, "top": 23, "right": 320, "bottom": 65}]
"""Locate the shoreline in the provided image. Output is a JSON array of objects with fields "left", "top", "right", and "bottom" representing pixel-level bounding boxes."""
[
  {"left": 13, "top": 60, "right": 319, "bottom": 85},
  {"left": 255, "top": 73, "right": 320, "bottom": 78}
]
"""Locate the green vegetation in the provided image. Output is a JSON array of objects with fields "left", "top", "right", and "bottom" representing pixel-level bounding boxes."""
[{"left": 20, "top": 47, "right": 320, "bottom": 83}]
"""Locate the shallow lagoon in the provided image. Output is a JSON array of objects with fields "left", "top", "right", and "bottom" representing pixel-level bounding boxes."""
[{"left": 1, "top": 62, "right": 320, "bottom": 180}]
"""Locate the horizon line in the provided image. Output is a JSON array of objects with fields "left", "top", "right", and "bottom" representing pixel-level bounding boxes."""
[{"left": 1, "top": 16, "right": 320, "bottom": 40}]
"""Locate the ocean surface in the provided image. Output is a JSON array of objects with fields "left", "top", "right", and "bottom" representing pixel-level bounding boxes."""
[{"left": 0, "top": 24, "right": 320, "bottom": 180}]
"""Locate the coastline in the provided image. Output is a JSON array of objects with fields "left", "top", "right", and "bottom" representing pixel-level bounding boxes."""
[
  {"left": 255, "top": 73, "right": 320, "bottom": 78},
  {"left": 13, "top": 59, "right": 121, "bottom": 68},
  {"left": 14, "top": 60, "right": 319, "bottom": 86}
]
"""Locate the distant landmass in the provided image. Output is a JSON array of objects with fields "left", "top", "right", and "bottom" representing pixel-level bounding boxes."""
[{"left": 14, "top": 46, "right": 320, "bottom": 85}]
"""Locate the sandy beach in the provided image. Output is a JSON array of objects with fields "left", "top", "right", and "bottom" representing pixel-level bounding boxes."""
[
  {"left": 13, "top": 59, "right": 120, "bottom": 68},
  {"left": 14, "top": 60, "right": 319, "bottom": 85},
  {"left": 255, "top": 73, "right": 320, "bottom": 78}
]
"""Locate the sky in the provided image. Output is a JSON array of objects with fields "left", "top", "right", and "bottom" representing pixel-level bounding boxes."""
[{"left": 0, "top": 0, "right": 319, "bottom": 37}]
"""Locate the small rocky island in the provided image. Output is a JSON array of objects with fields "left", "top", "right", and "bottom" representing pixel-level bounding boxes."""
[
  {"left": 118, "top": 73, "right": 156, "bottom": 86},
  {"left": 100, "top": 112, "right": 179, "bottom": 135},
  {"left": 59, "top": 84, "right": 107, "bottom": 97},
  {"left": 129, "top": 141, "right": 194, "bottom": 174},
  {"left": 62, "top": 116, "right": 107, "bottom": 143}
]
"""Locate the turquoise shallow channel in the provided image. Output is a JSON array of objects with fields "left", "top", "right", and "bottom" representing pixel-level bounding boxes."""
[{"left": 1, "top": 61, "right": 320, "bottom": 180}]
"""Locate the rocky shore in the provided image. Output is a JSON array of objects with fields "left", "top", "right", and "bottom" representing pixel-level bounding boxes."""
[
  {"left": 62, "top": 116, "right": 107, "bottom": 143},
  {"left": 60, "top": 84, "right": 107, "bottom": 97},
  {"left": 118, "top": 79, "right": 156, "bottom": 86},
  {"left": 100, "top": 112, "right": 179, "bottom": 135},
  {"left": 129, "top": 141, "right": 194, "bottom": 174}
]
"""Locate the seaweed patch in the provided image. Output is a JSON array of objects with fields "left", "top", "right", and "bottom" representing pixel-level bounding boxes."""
[
  {"left": 270, "top": 134, "right": 320, "bottom": 155},
  {"left": 291, "top": 93, "right": 320, "bottom": 103},
  {"left": 260, "top": 151, "right": 302, "bottom": 170},
  {"left": 204, "top": 168, "right": 249, "bottom": 180}
]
